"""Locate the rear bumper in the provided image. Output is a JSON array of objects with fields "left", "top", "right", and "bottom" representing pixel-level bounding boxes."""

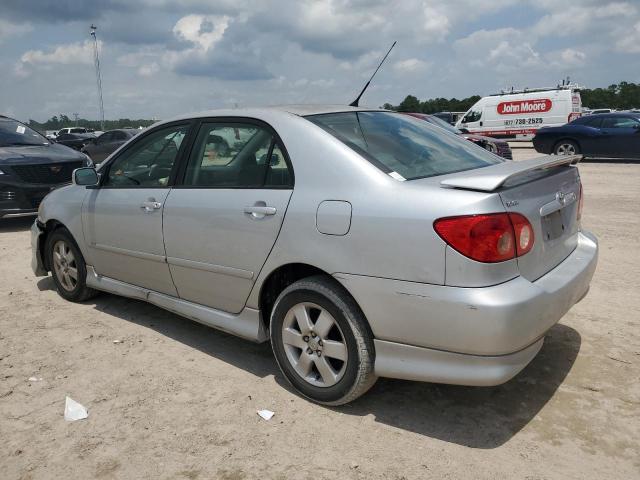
[
  {"left": 336, "top": 230, "right": 598, "bottom": 384},
  {"left": 374, "top": 337, "right": 544, "bottom": 386}
]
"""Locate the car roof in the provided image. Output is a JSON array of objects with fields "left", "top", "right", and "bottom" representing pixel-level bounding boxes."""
[{"left": 162, "top": 104, "right": 387, "bottom": 123}]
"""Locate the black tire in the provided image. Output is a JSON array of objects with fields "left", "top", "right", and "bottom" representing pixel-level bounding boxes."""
[
  {"left": 46, "top": 228, "right": 98, "bottom": 302},
  {"left": 554, "top": 139, "right": 580, "bottom": 156},
  {"left": 270, "top": 275, "right": 376, "bottom": 405}
]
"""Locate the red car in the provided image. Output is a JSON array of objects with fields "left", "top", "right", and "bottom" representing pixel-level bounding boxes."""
[{"left": 403, "top": 112, "right": 513, "bottom": 159}]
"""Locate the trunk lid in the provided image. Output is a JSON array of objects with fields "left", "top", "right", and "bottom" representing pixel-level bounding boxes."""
[
  {"left": 499, "top": 166, "right": 580, "bottom": 280},
  {"left": 440, "top": 155, "right": 582, "bottom": 281}
]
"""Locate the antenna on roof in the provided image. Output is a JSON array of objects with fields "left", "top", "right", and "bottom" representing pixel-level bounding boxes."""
[{"left": 349, "top": 41, "right": 396, "bottom": 107}]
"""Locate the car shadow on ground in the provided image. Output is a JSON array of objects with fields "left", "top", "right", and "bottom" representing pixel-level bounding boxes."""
[
  {"left": 0, "top": 215, "right": 35, "bottom": 233},
  {"left": 36, "top": 279, "right": 580, "bottom": 449}
]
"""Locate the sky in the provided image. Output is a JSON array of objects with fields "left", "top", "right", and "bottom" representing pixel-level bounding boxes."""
[{"left": 1, "top": 0, "right": 639, "bottom": 122}]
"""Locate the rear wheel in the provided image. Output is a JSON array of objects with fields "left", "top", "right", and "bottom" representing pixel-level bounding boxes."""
[
  {"left": 554, "top": 139, "right": 580, "bottom": 156},
  {"left": 46, "top": 228, "right": 98, "bottom": 302},
  {"left": 270, "top": 276, "right": 376, "bottom": 405}
]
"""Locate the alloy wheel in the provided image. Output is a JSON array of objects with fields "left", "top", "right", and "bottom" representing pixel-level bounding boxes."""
[
  {"left": 556, "top": 143, "right": 576, "bottom": 155},
  {"left": 281, "top": 302, "right": 348, "bottom": 388},
  {"left": 52, "top": 240, "right": 78, "bottom": 292}
]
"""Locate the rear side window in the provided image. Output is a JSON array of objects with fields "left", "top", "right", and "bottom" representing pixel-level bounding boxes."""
[
  {"left": 306, "top": 112, "right": 502, "bottom": 180},
  {"left": 183, "top": 122, "right": 292, "bottom": 188},
  {"left": 601, "top": 117, "right": 640, "bottom": 128}
]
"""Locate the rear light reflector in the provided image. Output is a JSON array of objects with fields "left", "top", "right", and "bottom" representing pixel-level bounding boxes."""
[{"left": 434, "top": 213, "right": 535, "bottom": 263}]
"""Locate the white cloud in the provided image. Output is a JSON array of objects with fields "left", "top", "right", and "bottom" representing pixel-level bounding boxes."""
[
  {"left": 394, "top": 58, "right": 429, "bottom": 73},
  {"left": 0, "top": 19, "right": 32, "bottom": 43},
  {"left": 560, "top": 48, "right": 587, "bottom": 65},
  {"left": 616, "top": 21, "right": 640, "bottom": 53},
  {"left": 20, "top": 40, "right": 97, "bottom": 67},
  {"left": 138, "top": 62, "right": 160, "bottom": 76},
  {"left": 531, "top": 1, "right": 635, "bottom": 37},
  {"left": 172, "top": 14, "right": 229, "bottom": 51}
]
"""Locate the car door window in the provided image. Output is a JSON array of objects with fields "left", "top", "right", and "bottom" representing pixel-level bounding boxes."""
[
  {"left": 98, "top": 132, "right": 113, "bottom": 144},
  {"left": 264, "top": 143, "right": 292, "bottom": 187},
  {"left": 104, "top": 124, "right": 188, "bottom": 187},
  {"left": 601, "top": 117, "right": 639, "bottom": 128},
  {"left": 463, "top": 110, "right": 482, "bottom": 123},
  {"left": 113, "top": 131, "right": 128, "bottom": 141},
  {"left": 583, "top": 117, "right": 603, "bottom": 128},
  {"left": 184, "top": 123, "right": 290, "bottom": 188}
]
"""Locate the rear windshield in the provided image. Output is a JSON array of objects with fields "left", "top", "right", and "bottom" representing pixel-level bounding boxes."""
[
  {"left": 0, "top": 119, "right": 49, "bottom": 147},
  {"left": 306, "top": 111, "right": 502, "bottom": 180}
]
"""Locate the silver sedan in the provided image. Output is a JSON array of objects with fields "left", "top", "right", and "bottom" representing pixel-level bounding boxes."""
[{"left": 31, "top": 105, "right": 598, "bottom": 405}]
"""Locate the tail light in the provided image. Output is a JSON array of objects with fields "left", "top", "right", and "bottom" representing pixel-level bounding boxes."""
[
  {"left": 577, "top": 183, "right": 584, "bottom": 221},
  {"left": 434, "top": 213, "right": 534, "bottom": 263}
]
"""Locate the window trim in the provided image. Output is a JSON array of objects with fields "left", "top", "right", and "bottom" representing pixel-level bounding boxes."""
[
  {"left": 97, "top": 120, "right": 197, "bottom": 189},
  {"left": 173, "top": 116, "right": 295, "bottom": 190}
]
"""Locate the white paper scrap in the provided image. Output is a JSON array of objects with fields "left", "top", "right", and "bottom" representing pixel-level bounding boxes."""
[
  {"left": 257, "top": 409, "right": 274, "bottom": 421},
  {"left": 16, "top": 125, "right": 26, "bottom": 134},
  {"left": 64, "top": 396, "right": 88, "bottom": 421}
]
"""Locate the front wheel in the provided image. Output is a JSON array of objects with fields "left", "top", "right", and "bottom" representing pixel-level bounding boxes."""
[
  {"left": 554, "top": 139, "right": 580, "bottom": 156},
  {"left": 270, "top": 276, "right": 377, "bottom": 405},
  {"left": 46, "top": 228, "right": 98, "bottom": 302}
]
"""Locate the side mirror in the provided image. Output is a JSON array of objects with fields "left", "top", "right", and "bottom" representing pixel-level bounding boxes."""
[
  {"left": 73, "top": 167, "right": 99, "bottom": 187},
  {"left": 458, "top": 127, "right": 469, "bottom": 134}
]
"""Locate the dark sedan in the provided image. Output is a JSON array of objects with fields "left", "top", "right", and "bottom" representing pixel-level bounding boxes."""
[
  {"left": 81, "top": 128, "right": 139, "bottom": 163},
  {"left": 0, "top": 116, "right": 92, "bottom": 218},
  {"left": 404, "top": 112, "right": 513, "bottom": 159},
  {"left": 55, "top": 132, "right": 96, "bottom": 151},
  {"left": 533, "top": 112, "right": 640, "bottom": 159}
]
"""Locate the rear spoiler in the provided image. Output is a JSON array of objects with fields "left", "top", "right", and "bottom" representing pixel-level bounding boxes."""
[{"left": 440, "top": 154, "right": 582, "bottom": 192}]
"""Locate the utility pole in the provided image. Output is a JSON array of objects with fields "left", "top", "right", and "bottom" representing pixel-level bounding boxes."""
[
  {"left": 73, "top": 112, "right": 79, "bottom": 126},
  {"left": 90, "top": 24, "right": 105, "bottom": 131}
]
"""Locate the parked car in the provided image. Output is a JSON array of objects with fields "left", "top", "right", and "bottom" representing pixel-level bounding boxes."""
[
  {"left": 81, "top": 129, "right": 139, "bottom": 163},
  {"left": 58, "top": 127, "right": 90, "bottom": 135},
  {"left": 0, "top": 115, "right": 92, "bottom": 218},
  {"left": 31, "top": 106, "right": 598, "bottom": 405},
  {"left": 54, "top": 132, "right": 96, "bottom": 151},
  {"left": 404, "top": 112, "right": 513, "bottom": 159},
  {"left": 533, "top": 112, "right": 640, "bottom": 159}
]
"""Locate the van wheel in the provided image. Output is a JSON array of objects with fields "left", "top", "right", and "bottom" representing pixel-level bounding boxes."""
[
  {"left": 554, "top": 140, "right": 580, "bottom": 155},
  {"left": 270, "top": 276, "right": 377, "bottom": 405},
  {"left": 46, "top": 228, "right": 98, "bottom": 302}
]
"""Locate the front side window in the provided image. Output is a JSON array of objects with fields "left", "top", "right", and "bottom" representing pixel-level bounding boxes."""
[
  {"left": 104, "top": 124, "right": 188, "bottom": 187},
  {"left": 581, "top": 117, "right": 603, "bottom": 128},
  {"left": 462, "top": 110, "right": 482, "bottom": 123},
  {"left": 306, "top": 111, "right": 502, "bottom": 180},
  {"left": 183, "top": 122, "right": 292, "bottom": 188}
]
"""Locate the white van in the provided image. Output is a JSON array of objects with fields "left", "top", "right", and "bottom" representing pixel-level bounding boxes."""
[{"left": 455, "top": 85, "right": 582, "bottom": 140}]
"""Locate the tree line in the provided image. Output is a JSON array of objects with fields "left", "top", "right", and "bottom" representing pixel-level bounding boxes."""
[
  {"left": 384, "top": 81, "right": 640, "bottom": 113},
  {"left": 27, "top": 114, "right": 156, "bottom": 133}
]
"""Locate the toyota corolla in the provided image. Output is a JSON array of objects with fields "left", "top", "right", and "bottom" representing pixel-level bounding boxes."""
[{"left": 31, "top": 106, "right": 598, "bottom": 405}]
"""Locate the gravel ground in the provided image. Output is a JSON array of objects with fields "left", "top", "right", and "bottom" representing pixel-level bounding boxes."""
[{"left": 1, "top": 149, "right": 639, "bottom": 479}]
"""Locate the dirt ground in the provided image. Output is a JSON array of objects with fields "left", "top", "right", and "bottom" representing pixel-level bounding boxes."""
[{"left": 1, "top": 148, "right": 639, "bottom": 479}]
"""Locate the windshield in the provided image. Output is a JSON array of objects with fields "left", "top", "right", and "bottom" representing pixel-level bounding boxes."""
[
  {"left": 0, "top": 119, "right": 49, "bottom": 147},
  {"left": 306, "top": 111, "right": 502, "bottom": 180}
]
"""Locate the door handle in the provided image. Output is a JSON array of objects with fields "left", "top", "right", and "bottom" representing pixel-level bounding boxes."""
[
  {"left": 244, "top": 205, "right": 276, "bottom": 219},
  {"left": 140, "top": 200, "right": 162, "bottom": 213}
]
